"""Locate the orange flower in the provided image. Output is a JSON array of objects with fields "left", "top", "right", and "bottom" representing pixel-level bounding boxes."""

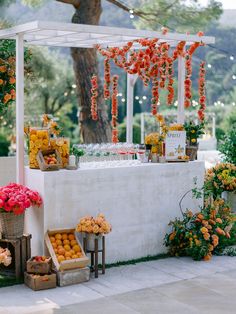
[
  {"left": 0, "top": 79, "right": 3, "bottom": 85},
  {"left": 203, "top": 254, "right": 212, "bottom": 261},
  {"left": 200, "top": 227, "right": 208, "bottom": 234},
  {"left": 3, "top": 93, "right": 12, "bottom": 104},
  {"left": 203, "top": 233, "right": 210, "bottom": 241},
  {"left": 215, "top": 227, "right": 225, "bottom": 236},
  {"left": 0, "top": 66, "right": 7, "bottom": 73},
  {"left": 215, "top": 218, "right": 222, "bottom": 224},
  {"left": 9, "top": 77, "right": 16, "bottom": 85}
]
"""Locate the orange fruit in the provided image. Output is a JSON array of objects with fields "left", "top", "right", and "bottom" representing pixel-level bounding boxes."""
[
  {"left": 72, "top": 254, "right": 78, "bottom": 259},
  {"left": 57, "top": 245, "right": 63, "bottom": 250},
  {"left": 58, "top": 248, "right": 65, "bottom": 256},
  {"left": 52, "top": 242, "right": 57, "bottom": 249},
  {"left": 77, "top": 252, "right": 83, "bottom": 258},
  {"left": 55, "top": 233, "right": 62, "bottom": 240},
  {"left": 63, "top": 239, "right": 70, "bottom": 245},
  {"left": 73, "top": 245, "right": 81, "bottom": 253},
  {"left": 69, "top": 250, "right": 75, "bottom": 256},
  {"left": 50, "top": 236, "right": 55, "bottom": 243},
  {"left": 54, "top": 249, "right": 58, "bottom": 254},
  {"left": 56, "top": 239, "right": 62, "bottom": 246},
  {"left": 70, "top": 240, "right": 77, "bottom": 246},
  {"left": 58, "top": 255, "right": 65, "bottom": 263},
  {"left": 62, "top": 234, "right": 68, "bottom": 240},
  {"left": 65, "top": 251, "right": 71, "bottom": 258},
  {"left": 64, "top": 244, "right": 71, "bottom": 251},
  {"left": 68, "top": 234, "right": 75, "bottom": 241}
]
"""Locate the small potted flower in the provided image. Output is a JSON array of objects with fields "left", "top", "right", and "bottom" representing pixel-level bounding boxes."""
[
  {"left": 76, "top": 213, "right": 112, "bottom": 251},
  {"left": 184, "top": 121, "right": 205, "bottom": 160},
  {"left": 67, "top": 145, "right": 85, "bottom": 169},
  {"left": 0, "top": 183, "right": 42, "bottom": 238}
]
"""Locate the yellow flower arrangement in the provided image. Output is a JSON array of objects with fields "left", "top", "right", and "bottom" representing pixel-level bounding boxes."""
[
  {"left": 76, "top": 213, "right": 112, "bottom": 235},
  {"left": 145, "top": 132, "right": 159, "bottom": 146},
  {"left": 168, "top": 123, "right": 184, "bottom": 131}
]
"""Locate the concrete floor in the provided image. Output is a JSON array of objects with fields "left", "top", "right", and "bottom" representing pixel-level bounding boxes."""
[{"left": 0, "top": 256, "right": 236, "bottom": 314}]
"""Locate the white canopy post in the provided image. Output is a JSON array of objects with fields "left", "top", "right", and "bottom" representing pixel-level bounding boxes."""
[
  {"left": 16, "top": 33, "right": 25, "bottom": 184},
  {"left": 126, "top": 73, "right": 138, "bottom": 143},
  {"left": 177, "top": 55, "right": 186, "bottom": 124}
]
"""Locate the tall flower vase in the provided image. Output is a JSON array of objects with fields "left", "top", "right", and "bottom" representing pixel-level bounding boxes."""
[
  {"left": 85, "top": 233, "right": 103, "bottom": 251},
  {"left": 0, "top": 212, "right": 25, "bottom": 239}
]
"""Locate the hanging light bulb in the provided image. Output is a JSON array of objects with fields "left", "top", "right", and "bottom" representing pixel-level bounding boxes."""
[
  {"left": 207, "top": 64, "right": 212, "bottom": 69},
  {"left": 232, "top": 75, "right": 236, "bottom": 80},
  {"left": 135, "top": 96, "right": 139, "bottom": 100},
  {"left": 142, "top": 96, "right": 147, "bottom": 100},
  {"left": 139, "top": 100, "right": 143, "bottom": 104},
  {"left": 121, "top": 98, "right": 126, "bottom": 102},
  {"left": 129, "top": 9, "right": 134, "bottom": 14},
  {"left": 130, "top": 14, "right": 134, "bottom": 19},
  {"left": 230, "top": 55, "right": 234, "bottom": 61}
]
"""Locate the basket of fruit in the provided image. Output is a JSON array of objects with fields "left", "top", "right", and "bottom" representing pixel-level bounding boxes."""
[
  {"left": 37, "top": 149, "right": 62, "bottom": 171},
  {"left": 27, "top": 256, "right": 52, "bottom": 274},
  {"left": 45, "top": 228, "right": 89, "bottom": 271}
]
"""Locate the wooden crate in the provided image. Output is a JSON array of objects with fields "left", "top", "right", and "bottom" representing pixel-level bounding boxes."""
[
  {"left": 37, "top": 149, "right": 62, "bottom": 171},
  {"left": 27, "top": 257, "right": 52, "bottom": 274},
  {"left": 24, "top": 272, "right": 56, "bottom": 291},
  {"left": 45, "top": 228, "right": 89, "bottom": 271},
  {"left": 56, "top": 267, "right": 90, "bottom": 287},
  {"left": 0, "top": 234, "right": 31, "bottom": 279}
]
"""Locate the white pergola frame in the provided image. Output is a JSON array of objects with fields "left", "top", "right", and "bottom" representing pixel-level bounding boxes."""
[{"left": 0, "top": 21, "right": 215, "bottom": 184}]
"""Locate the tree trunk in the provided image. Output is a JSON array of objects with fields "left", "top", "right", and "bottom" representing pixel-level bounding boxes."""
[{"left": 71, "top": 0, "right": 112, "bottom": 143}]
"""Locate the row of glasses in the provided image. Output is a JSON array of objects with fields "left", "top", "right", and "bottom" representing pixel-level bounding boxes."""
[{"left": 73, "top": 143, "right": 146, "bottom": 167}]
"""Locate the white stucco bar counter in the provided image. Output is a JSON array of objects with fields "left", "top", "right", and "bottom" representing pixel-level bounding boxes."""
[{"left": 24, "top": 161, "right": 204, "bottom": 263}]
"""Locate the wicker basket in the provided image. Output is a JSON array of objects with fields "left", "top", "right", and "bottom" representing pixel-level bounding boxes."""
[{"left": 0, "top": 212, "right": 25, "bottom": 239}]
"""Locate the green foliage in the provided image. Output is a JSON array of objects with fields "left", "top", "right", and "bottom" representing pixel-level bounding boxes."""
[
  {"left": 118, "top": 122, "right": 141, "bottom": 143},
  {"left": 134, "top": 0, "right": 222, "bottom": 32},
  {"left": 72, "top": 146, "right": 85, "bottom": 157},
  {"left": 0, "top": 133, "right": 10, "bottom": 156},
  {"left": 219, "top": 127, "right": 236, "bottom": 165}
]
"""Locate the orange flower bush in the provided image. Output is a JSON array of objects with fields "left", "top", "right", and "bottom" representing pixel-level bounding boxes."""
[{"left": 165, "top": 197, "right": 234, "bottom": 261}]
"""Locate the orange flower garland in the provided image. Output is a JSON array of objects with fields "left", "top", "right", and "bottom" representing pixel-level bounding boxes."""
[
  {"left": 198, "top": 61, "right": 206, "bottom": 121},
  {"left": 104, "top": 58, "right": 111, "bottom": 100},
  {"left": 111, "top": 75, "right": 119, "bottom": 143},
  {"left": 90, "top": 75, "right": 98, "bottom": 121}
]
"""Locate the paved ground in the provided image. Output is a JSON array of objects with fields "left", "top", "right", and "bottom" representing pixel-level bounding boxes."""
[{"left": 0, "top": 256, "right": 236, "bottom": 314}]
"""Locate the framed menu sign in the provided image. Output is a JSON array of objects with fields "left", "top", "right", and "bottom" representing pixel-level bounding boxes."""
[{"left": 165, "top": 131, "right": 186, "bottom": 160}]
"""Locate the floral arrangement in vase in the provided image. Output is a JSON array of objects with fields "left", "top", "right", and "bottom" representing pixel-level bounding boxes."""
[
  {"left": 205, "top": 163, "right": 236, "bottom": 198},
  {"left": 76, "top": 213, "right": 112, "bottom": 235},
  {"left": 0, "top": 183, "right": 42, "bottom": 215},
  {"left": 0, "top": 247, "right": 12, "bottom": 266}
]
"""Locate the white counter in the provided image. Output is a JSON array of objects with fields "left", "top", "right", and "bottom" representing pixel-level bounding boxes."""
[{"left": 24, "top": 161, "right": 205, "bottom": 263}]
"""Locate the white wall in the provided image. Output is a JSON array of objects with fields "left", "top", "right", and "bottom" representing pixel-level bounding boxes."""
[{"left": 0, "top": 157, "right": 16, "bottom": 186}]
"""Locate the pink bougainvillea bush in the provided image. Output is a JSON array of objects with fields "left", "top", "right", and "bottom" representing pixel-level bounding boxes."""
[{"left": 0, "top": 183, "right": 42, "bottom": 215}]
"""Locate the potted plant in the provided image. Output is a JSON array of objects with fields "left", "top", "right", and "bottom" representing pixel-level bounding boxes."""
[
  {"left": 69, "top": 146, "right": 85, "bottom": 169},
  {"left": 184, "top": 121, "right": 205, "bottom": 160},
  {"left": 76, "top": 213, "right": 112, "bottom": 251},
  {"left": 0, "top": 183, "right": 42, "bottom": 238}
]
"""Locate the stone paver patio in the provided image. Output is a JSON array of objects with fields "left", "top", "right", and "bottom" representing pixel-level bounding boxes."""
[{"left": 0, "top": 256, "right": 236, "bottom": 314}]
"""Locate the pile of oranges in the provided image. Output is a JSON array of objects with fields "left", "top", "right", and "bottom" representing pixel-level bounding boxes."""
[
  {"left": 49, "top": 233, "right": 83, "bottom": 263},
  {"left": 29, "top": 128, "right": 49, "bottom": 169}
]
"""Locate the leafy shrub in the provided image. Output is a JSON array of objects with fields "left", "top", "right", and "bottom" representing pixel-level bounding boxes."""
[
  {"left": 219, "top": 127, "right": 236, "bottom": 165},
  {"left": 0, "top": 134, "right": 10, "bottom": 156}
]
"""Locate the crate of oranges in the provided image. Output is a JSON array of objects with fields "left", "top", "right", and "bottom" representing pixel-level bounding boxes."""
[
  {"left": 45, "top": 228, "right": 89, "bottom": 271},
  {"left": 37, "top": 149, "right": 62, "bottom": 171}
]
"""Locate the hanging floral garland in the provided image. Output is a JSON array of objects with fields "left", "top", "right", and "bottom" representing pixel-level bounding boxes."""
[
  {"left": 92, "top": 31, "right": 207, "bottom": 142},
  {"left": 111, "top": 75, "right": 119, "bottom": 143},
  {"left": 198, "top": 61, "right": 206, "bottom": 121},
  {"left": 90, "top": 75, "right": 98, "bottom": 121}
]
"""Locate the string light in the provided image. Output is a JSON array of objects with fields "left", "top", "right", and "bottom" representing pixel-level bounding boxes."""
[
  {"left": 130, "top": 14, "right": 134, "bottom": 19},
  {"left": 129, "top": 9, "right": 134, "bottom": 14},
  {"left": 135, "top": 96, "right": 139, "bottom": 100},
  {"left": 230, "top": 55, "right": 234, "bottom": 61},
  {"left": 121, "top": 98, "right": 126, "bottom": 102},
  {"left": 142, "top": 96, "right": 147, "bottom": 100},
  {"left": 139, "top": 100, "right": 143, "bottom": 104},
  {"left": 72, "top": 84, "right": 76, "bottom": 88},
  {"left": 207, "top": 64, "right": 212, "bottom": 69},
  {"left": 232, "top": 75, "right": 236, "bottom": 80}
]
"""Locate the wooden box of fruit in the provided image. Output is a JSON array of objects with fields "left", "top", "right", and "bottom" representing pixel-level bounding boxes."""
[
  {"left": 24, "top": 272, "right": 56, "bottom": 291},
  {"left": 27, "top": 256, "right": 52, "bottom": 274},
  {"left": 45, "top": 228, "right": 89, "bottom": 271},
  {"left": 37, "top": 149, "right": 62, "bottom": 171}
]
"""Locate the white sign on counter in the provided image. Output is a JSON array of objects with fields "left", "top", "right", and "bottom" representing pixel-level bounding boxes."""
[{"left": 165, "top": 131, "right": 186, "bottom": 160}]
